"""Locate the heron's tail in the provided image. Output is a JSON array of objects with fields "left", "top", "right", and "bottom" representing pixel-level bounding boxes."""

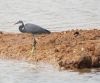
[{"left": 44, "top": 29, "right": 51, "bottom": 34}]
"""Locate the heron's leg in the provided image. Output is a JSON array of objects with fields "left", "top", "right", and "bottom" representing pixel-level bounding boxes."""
[{"left": 29, "top": 37, "right": 37, "bottom": 55}]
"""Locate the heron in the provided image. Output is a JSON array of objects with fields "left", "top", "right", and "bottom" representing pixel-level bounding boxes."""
[
  {"left": 15, "top": 20, "right": 51, "bottom": 55},
  {"left": 15, "top": 20, "right": 51, "bottom": 34}
]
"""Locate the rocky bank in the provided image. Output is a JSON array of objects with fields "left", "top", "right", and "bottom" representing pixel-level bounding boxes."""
[{"left": 0, "top": 29, "right": 100, "bottom": 70}]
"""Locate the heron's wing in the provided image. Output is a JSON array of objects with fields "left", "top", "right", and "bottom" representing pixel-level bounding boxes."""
[
  {"left": 24, "top": 23, "right": 50, "bottom": 34},
  {"left": 25, "top": 23, "right": 43, "bottom": 33}
]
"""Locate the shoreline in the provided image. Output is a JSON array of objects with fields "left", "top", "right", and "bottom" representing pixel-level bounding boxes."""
[{"left": 0, "top": 29, "right": 100, "bottom": 70}]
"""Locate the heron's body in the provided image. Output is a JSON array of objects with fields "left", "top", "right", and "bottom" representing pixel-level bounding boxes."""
[
  {"left": 15, "top": 20, "right": 50, "bottom": 55},
  {"left": 16, "top": 21, "right": 51, "bottom": 34}
]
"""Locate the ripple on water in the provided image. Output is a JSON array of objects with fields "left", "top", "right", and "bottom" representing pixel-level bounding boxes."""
[
  {"left": 0, "top": 59, "right": 100, "bottom": 83},
  {"left": 0, "top": 0, "right": 100, "bottom": 32}
]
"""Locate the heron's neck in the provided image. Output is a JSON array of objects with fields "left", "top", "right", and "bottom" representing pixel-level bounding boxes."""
[
  {"left": 19, "top": 23, "right": 25, "bottom": 32},
  {"left": 22, "top": 22, "right": 25, "bottom": 28}
]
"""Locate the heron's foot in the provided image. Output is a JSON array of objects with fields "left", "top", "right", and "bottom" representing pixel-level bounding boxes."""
[
  {"left": 28, "top": 47, "right": 36, "bottom": 56},
  {"left": 28, "top": 50, "right": 34, "bottom": 56}
]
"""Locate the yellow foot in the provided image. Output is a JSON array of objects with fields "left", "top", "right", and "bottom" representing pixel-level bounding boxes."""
[{"left": 28, "top": 47, "right": 36, "bottom": 56}]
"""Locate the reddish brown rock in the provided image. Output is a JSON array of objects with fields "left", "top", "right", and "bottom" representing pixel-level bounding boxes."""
[
  {"left": 77, "top": 55, "right": 92, "bottom": 68},
  {"left": 0, "top": 29, "right": 100, "bottom": 70}
]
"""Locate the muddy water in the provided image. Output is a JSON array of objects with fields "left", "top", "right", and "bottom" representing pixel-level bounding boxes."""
[
  {"left": 0, "top": 59, "right": 100, "bottom": 83},
  {"left": 0, "top": 0, "right": 100, "bottom": 32}
]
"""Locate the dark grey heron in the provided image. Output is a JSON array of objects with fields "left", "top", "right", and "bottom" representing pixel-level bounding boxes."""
[
  {"left": 15, "top": 20, "right": 51, "bottom": 55},
  {"left": 15, "top": 20, "right": 51, "bottom": 34}
]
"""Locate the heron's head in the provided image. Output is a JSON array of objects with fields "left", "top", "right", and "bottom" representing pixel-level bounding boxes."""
[{"left": 15, "top": 20, "right": 23, "bottom": 25}]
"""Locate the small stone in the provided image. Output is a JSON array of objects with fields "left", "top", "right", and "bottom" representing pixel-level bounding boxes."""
[{"left": 78, "top": 55, "right": 92, "bottom": 68}]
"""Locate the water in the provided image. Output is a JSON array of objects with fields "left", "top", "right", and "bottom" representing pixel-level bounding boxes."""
[
  {"left": 0, "top": 0, "right": 100, "bottom": 32},
  {"left": 0, "top": 0, "right": 100, "bottom": 83},
  {"left": 0, "top": 59, "right": 100, "bottom": 83}
]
